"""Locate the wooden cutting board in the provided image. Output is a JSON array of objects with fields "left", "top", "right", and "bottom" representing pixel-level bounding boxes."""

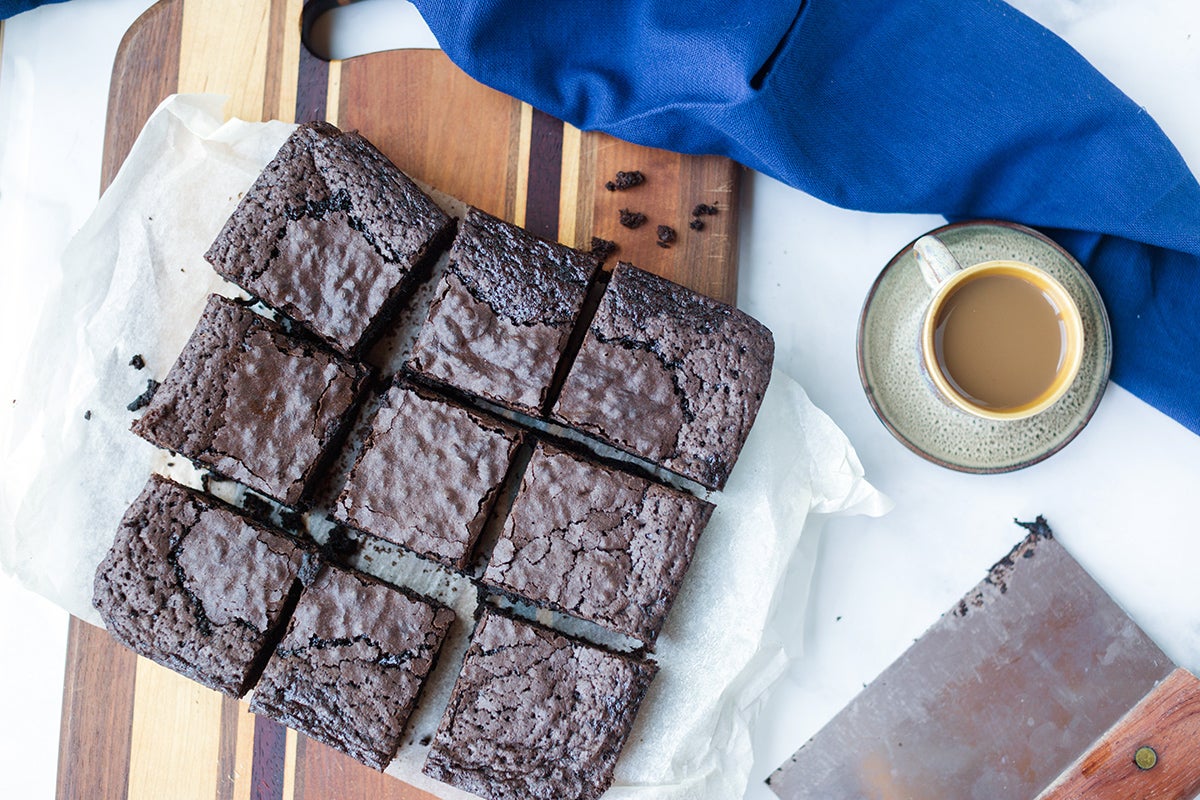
[{"left": 59, "top": 1, "right": 741, "bottom": 798}]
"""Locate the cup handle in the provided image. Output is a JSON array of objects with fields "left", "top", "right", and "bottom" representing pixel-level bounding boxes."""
[{"left": 913, "top": 235, "right": 963, "bottom": 289}]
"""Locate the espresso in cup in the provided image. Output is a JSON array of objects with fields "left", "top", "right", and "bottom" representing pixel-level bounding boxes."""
[{"left": 915, "top": 237, "right": 1084, "bottom": 420}]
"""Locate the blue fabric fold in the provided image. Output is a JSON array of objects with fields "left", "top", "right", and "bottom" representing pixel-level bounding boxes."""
[
  {"left": 0, "top": 0, "right": 64, "bottom": 19},
  {"left": 412, "top": 0, "right": 1200, "bottom": 434}
]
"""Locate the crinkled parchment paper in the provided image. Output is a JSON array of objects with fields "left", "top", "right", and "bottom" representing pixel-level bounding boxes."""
[{"left": 0, "top": 94, "right": 889, "bottom": 800}]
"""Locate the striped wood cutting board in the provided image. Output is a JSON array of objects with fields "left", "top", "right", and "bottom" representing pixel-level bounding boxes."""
[{"left": 58, "top": 1, "right": 742, "bottom": 798}]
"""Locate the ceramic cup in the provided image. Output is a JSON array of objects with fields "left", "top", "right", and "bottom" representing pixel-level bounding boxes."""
[{"left": 913, "top": 235, "right": 1085, "bottom": 421}]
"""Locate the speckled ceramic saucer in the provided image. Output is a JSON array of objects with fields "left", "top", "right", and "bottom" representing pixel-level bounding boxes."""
[{"left": 857, "top": 221, "right": 1112, "bottom": 473}]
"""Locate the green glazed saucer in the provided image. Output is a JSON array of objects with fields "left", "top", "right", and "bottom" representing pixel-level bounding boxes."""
[{"left": 857, "top": 221, "right": 1112, "bottom": 473}]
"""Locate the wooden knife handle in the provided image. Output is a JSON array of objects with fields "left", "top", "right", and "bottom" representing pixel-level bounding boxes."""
[{"left": 1037, "top": 667, "right": 1200, "bottom": 800}]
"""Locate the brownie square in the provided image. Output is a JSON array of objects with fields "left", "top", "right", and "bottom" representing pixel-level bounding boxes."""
[
  {"left": 482, "top": 442, "right": 713, "bottom": 643},
  {"left": 423, "top": 608, "right": 657, "bottom": 800},
  {"left": 92, "top": 474, "right": 311, "bottom": 697},
  {"left": 333, "top": 382, "right": 523, "bottom": 570},
  {"left": 552, "top": 262, "right": 774, "bottom": 490},
  {"left": 131, "top": 294, "right": 371, "bottom": 507},
  {"left": 406, "top": 207, "right": 600, "bottom": 416},
  {"left": 205, "top": 122, "right": 455, "bottom": 358},
  {"left": 250, "top": 566, "right": 455, "bottom": 771}
]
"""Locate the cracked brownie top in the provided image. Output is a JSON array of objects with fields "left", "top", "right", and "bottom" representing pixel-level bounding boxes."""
[
  {"left": 424, "top": 608, "right": 657, "bottom": 800},
  {"left": 333, "top": 381, "right": 523, "bottom": 570},
  {"left": 250, "top": 565, "right": 456, "bottom": 771},
  {"left": 204, "top": 122, "right": 454, "bottom": 358},
  {"left": 482, "top": 441, "right": 713, "bottom": 643},
  {"left": 92, "top": 475, "right": 311, "bottom": 698},
  {"left": 407, "top": 207, "right": 600, "bottom": 416},
  {"left": 130, "top": 294, "right": 371, "bottom": 507},
  {"left": 552, "top": 262, "right": 774, "bottom": 490}
]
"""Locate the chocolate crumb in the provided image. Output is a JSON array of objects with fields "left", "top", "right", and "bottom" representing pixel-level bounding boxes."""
[
  {"left": 322, "top": 525, "right": 360, "bottom": 559},
  {"left": 278, "top": 508, "right": 306, "bottom": 533},
  {"left": 656, "top": 225, "right": 677, "bottom": 248},
  {"left": 84, "top": 410, "right": 92, "bottom": 420},
  {"left": 605, "top": 170, "right": 645, "bottom": 191},
  {"left": 241, "top": 493, "right": 274, "bottom": 522},
  {"left": 691, "top": 203, "right": 719, "bottom": 217},
  {"left": 419, "top": 734, "right": 432, "bottom": 747},
  {"left": 689, "top": 218, "right": 705, "bottom": 231},
  {"left": 589, "top": 236, "right": 618, "bottom": 261},
  {"left": 126, "top": 379, "right": 160, "bottom": 412},
  {"left": 129, "top": 354, "right": 145, "bottom": 370},
  {"left": 618, "top": 209, "right": 647, "bottom": 229}
]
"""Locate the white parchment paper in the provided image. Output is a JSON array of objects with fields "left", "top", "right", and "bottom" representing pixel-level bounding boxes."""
[{"left": 0, "top": 94, "right": 889, "bottom": 800}]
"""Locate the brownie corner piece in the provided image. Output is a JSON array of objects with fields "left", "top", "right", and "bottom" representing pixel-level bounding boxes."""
[
  {"left": 482, "top": 441, "right": 713, "bottom": 643},
  {"left": 204, "top": 122, "right": 454, "bottom": 357},
  {"left": 130, "top": 294, "right": 371, "bottom": 506},
  {"left": 552, "top": 262, "right": 774, "bottom": 489},
  {"left": 249, "top": 566, "right": 455, "bottom": 771},
  {"left": 333, "top": 381, "right": 523, "bottom": 570},
  {"left": 92, "top": 474, "right": 310, "bottom": 697},
  {"left": 406, "top": 207, "right": 600, "bottom": 416},
  {"left": 423, "top": 608, "right": 656, "bottom": 800}
]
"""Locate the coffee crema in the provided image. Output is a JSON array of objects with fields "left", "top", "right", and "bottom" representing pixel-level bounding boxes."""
[{"left": 933, "top": 273, "right": 1068, "bottom": 410}]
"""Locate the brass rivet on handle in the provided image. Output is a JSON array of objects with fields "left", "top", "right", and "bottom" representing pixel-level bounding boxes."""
[{"left": 1134, "top": 745, "right": 1158, "bottom": 770}]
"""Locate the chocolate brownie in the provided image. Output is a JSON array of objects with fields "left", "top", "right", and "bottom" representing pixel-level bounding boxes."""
[
  {"left": 205, "top": 122, "right": 455, "bottom": 358},
  {"left": 131, "top": 294, "right": 371, "bottom": 506},
  {"left": 333, "top": 382, "right": 523, "bottom": 570},
  {"left": 250, "top": 566, "right": 456, "bottom": 771},
  {"left": 406, "top": 207, "right": 600, "bottom": 416},
  {"left": 482, "top": 442, "right": 713, "bottom": 643},
  {"left": 92, "top": 474, "right": 311, "bottom": 697},
  {"left": 423, "top": 608, "right": 657, "bottom": 800},
  {"left": 552, "top": 262, "right": 774, "bottom": 490}
]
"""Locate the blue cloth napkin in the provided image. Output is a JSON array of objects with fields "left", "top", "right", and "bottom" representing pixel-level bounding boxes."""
[
  {"left": 0, "top": 0, "right": 64, "bottom": 19},
  {"left": 412, "top": 0, "right": 1200, "bottom": 435}
]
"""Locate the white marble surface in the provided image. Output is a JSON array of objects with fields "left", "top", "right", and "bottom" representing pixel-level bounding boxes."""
[{"left": 1, "top": 1, "right": 1198, "bottom": 799}]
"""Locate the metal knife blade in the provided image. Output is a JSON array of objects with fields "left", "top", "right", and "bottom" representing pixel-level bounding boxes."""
[{"left": 767, "top": 518, "right": 1175, "bottom": 800}]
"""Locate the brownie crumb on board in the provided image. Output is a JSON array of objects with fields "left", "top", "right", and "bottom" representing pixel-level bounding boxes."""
[
  {"left": 604, "top": 170, "right": 645, "bottom": 191},
  {"left": 656, "top": 225, "right": 676, "bottom": 249},
  {"left": 691, "top": 203, "right": 719, "bottom": 217},
  {"left": 589, "top": 237, "right": 618, "bottom": 261},
  {"left": 689, "top": 218, "right": 705, "bottom": 231},
  {"left": 129, "top": 354, "right": 145, "bottom": 370},
  {"left": 618, "top": 209, "right": 647, "bottom": 229},
  {"left": 126, "top": 379, "right": 161, "bottom": 412}
]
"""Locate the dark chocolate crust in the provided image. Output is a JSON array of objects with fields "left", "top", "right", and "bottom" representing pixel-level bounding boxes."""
[
  {"left": 423, "top": 608, "right": 657, "bottom": 800},
  {"left": 552, "top": 262, "right": 774, "bottom": 489},
  {"left": 250, "top": 566, "right": 456, "bottom": 771},
  {"left": 130, "top": 294, "right": 371, "bottom": 507},
  {"left": 92, "top": 475, "right": 310, "bottom": 697},
  {"left": 407, "top": 207, "right": 600, "bottom": 416},
  {"left": 333, "top": 382, "right": 523, "bottom": 570},
  {"left": 482, "top": 442, "right": 713, "bottom": 643},
  {"left": 204, "top": 122, "right": 454, "bottom": 358}
]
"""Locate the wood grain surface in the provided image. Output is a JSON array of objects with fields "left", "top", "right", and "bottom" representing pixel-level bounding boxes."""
[
  {"left": 60, "top": 1, "right": 742, "bottom": 798},
  {"left": 1036, "top": 668, "right": 1200, "bottom": 800}
]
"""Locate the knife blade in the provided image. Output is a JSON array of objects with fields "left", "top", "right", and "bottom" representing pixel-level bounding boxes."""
[{"left": 767, "top": 517, "right": 1199, "bottom": 800}]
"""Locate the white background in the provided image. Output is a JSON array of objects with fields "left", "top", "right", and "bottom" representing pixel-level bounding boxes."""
[{"left": 1, "top": 1, "right": 1198, "bottom": 798}]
